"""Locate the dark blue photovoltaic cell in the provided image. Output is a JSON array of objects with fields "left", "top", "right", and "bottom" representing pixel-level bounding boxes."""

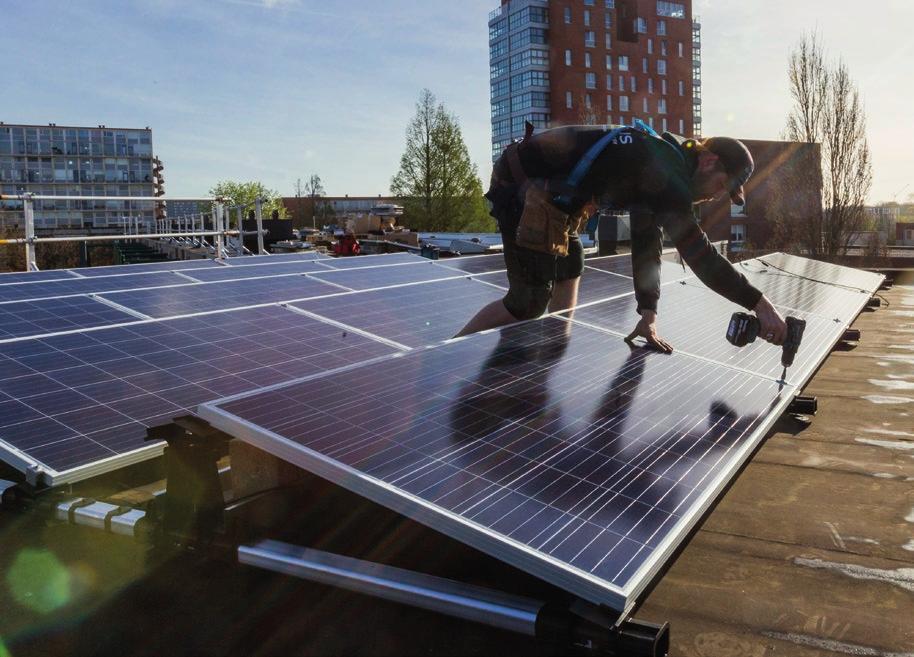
[
  {"left": 0, "top": 272, "right": 192, "bottom": 303},
  {"left": 309, "top": 262, "right": 461, "bottom": 291},
  {"left": 224, "top": 253, "right": 328, "bottom": 265},
  {"left": 181, "top": 261, "right": 328, "bottom": 282},
  {"left": 456, "top": 268, "right": 633, "bottom": 309},
  {"left": 563, "top": 280, "right": 841, "bottom": 385},
  {"left": 759, "top": 252, "right": 884, "bottom": 291},
  {"left": 434, "top": 254, "right": 507, "bottom": 275},
  {"left": 71, "top": 259, "right": 220, "bottom": 277},
  {"left": 99, "top": 275, "right": 338, "bottom": 317},
  {"left": 320, "top": 253, "right": 427, "bottom": 269},
  {"left": 585, "top": 255, "right": 694, "bottom": 284},
  {"left": 0, "top": 306, "right": 396, "bottom": 474},
  {"left": 0, "top": 297, "right": 136, "bottom": 340},
  {"left": 206, "top": 318, "right": 787, "bottom": 604},
  {"left": 0, "top": 270, "right": 80, "bottom": 284},
  {"left": 293, "top": 278, "right": 506, "bottom": 348}
]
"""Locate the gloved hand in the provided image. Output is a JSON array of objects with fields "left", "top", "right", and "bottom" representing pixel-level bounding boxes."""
[{"left": 625, "top": 310, "right": 673, "bottom": 354}]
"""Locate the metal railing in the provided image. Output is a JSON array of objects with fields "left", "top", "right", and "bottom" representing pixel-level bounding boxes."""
[{"left": 0, "top": 194, "right": 270, "bottom": 271}]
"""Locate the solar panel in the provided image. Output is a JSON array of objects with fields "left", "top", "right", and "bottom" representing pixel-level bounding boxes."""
[
  {"left": 223, "top": 252, "right": 328, "bottom": 266},
  {"left": 291, "top": 278, "right": 507, "bottom": 349},
  {"left": 0, "top": 270, "right": 81, "bottom": 284},
  {"left": 180, "top": 261, "right": 329, "bottom": 283},
  {"left": 98, "top": 275, "right": 340, "bottom": 318},
  {"left": 0, "top": 272, "right": 194, "bottom": 303},
  {"left": 585, "top": 256, "right": 694, "bottom": 284},
  {"left": 320, "top": 253, "right": 427, "bottom": 269},
  {"left": 71, "top": 259, "right": 220, "bottom": 277},
  {"left": 434, "top": 254, "right": 508, "bottom": 275},
  {"left": 0, "top": 297, "right": 137, "bottom": 341},
  {"left": 309, "top": 262, "right": 461, "bottom": 291},
  {"left": 0, "top": 305, "right": 397, "bottom": 484},
  {"left": 756, "top": 252, "right": 884, "bottom": 290},
  {"left": 199, "top": 317, "right": 793, "bottom": 612},
  {"left": 562, "top": 280, "right": 841, "bottom": 385}
]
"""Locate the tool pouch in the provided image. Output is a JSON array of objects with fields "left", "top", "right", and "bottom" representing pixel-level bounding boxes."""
[{"left": 515, "top": 186, "right": 572, "bottom": 257}]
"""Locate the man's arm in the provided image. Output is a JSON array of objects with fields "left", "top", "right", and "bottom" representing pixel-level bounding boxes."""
[
  {"left": 657, "top": 210, "right": 763, "bottom": 310},
  {"left": 629, "top": 207, "right": 663, "bottom": 314}
]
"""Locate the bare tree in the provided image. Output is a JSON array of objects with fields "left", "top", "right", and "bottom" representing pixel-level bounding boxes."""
[
  {"left": 304, "top": 174, "right": 325, "bottom": 229},
  {"left": 783, "top": 33, "right": 872, "bottom": 256},
  {"left": 577, "top": 92, "right": 600, "bottom": 126}
]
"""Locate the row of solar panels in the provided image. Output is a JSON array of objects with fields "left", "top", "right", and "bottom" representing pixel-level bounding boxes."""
[
  {"left": 1, "top": 250, "right": 674, "bottom": 485},
  {"left": 197, "top": 253, "right": 884, "bottom": 614}
]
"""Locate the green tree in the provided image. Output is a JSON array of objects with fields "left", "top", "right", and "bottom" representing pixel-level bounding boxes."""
[
  {"left": 207, "top": 180, "right": 288, "bottom": 219},
  {"left": 391, "top": 89, "right": 494, "bottom": 233}
]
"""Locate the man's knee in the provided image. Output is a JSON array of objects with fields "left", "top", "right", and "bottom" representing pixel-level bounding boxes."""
[{"left": 503, "top": 282, "right": 553, "bottom": 320}]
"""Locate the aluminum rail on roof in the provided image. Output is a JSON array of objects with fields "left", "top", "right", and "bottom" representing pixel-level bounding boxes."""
[{"left": 197, "top": 253, "right": 884, "bottom": 616}]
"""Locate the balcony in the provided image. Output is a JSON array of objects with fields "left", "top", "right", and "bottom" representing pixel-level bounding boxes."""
[{"left": 489, "top": 4, "right": 504, "bottom": 22}]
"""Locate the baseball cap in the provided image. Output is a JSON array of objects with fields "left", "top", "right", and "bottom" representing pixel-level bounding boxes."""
[{"left": 702, "top": 137, "right": 754, "bottom": 206}]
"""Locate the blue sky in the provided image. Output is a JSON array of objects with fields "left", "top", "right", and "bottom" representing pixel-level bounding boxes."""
[{"left": 4, "top": 0, "right": 911, "bottom": 203}]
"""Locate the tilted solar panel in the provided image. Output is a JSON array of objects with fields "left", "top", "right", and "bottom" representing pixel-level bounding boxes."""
[
  {"left": 222, "top": 252, "right": 328, "bottom": 266},
  {"left": 308, "top": 262, "right": 462, "bottom": 291},
  {"left": 180, "top": 261, "right": 329, "bottom": 283},
  {"left": 98, "top": 275, "right": 339, "bottom": 318},
  {"left": 70, "top": 259, "right": 220, "bottom": 277},
  {"left": 0, "top": 297, "right": 137, "bottom": 341},
  {"left": 434, "top": 254, "right": 508, "bottom": 275},
  {"left": 0, "top": 270, "right": 81, "bottom": 284},
  {"left": 320, "top": 252, "right": 427, "bottom": 269},
  {"left": 199, "top": 317, "right": 792, "bottom": 612},
  {"left": 0, "top": 272, "right": 194, "bottom": 303},
  {"left": 291, "top": 277, "right": 507, "bottom": 349},
  {"left": 0, "top": 306, "right": 397, "bottom": 485}
]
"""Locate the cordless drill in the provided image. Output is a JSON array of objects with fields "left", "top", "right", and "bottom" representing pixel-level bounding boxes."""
[{"left": 726, "top": 312, "right": 806, "bottom": 377}]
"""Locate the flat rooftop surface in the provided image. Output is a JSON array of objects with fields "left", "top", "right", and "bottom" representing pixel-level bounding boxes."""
[{"left": 0, "top": 280, "right": 912, "bottom": 656}]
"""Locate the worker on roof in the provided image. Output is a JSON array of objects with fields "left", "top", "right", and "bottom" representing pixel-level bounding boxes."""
[{"left": 455, "top": 122, "right": 787, "bottom": 351}]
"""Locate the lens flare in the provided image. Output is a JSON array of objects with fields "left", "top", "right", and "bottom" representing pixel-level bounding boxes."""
[{"left": 5, "top": 548, "right": 71, "bottom": 614}]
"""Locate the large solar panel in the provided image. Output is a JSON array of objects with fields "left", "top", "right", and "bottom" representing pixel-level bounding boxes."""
[
  {"left": 434, "top": 254, "right": 508, "bottom": 275},
  {"left": 291, "top": 277, "right": 507, "bottom": 349},
  {"left": 70, "top": 259, "right": 220, "bottom": 277},
  {"left": 0, "top": 306, "right": 396, "bottom": 485},
  {"left": 0, "top": 297, "right": 137, "bottom": 341},
  {"left": 98, "top": 275, "right": 339, "bottom": 318},
  {"left": 309, "top": 262, "right": 462, "bottom": 291},
  {"left": 180, "top": 260, "right": 329, "bottom": 283},
  {"left": 199, "top": 317, "right": 793, "bottom": 612},
  {"left": 0, "top": 270, "right": 81, "bottom": 284},
  {"left": 0, "top": 272, "right": 193, "bottom": 303},
  {"left": 222, "top": 252, "right": 328, "bottom": 266},
  {"left": 320, "top": 252, "right": 427, "bottom": 269}
]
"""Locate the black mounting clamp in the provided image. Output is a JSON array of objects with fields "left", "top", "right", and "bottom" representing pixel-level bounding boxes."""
[
  {"left": 788, "top": 395, "right": 818, "bottom": 416},
  {"left": 842, "top": 328, "right": 861, "bottom": 342}
]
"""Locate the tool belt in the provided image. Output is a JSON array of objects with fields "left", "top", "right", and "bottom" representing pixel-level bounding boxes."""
[{"left": 504, "top": 139, "right": 589, "bottom": 257}]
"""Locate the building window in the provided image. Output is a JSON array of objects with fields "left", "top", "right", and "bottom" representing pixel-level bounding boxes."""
[
  {"left": 586, "top": 72, "right": 597, "bottom": 89},
  {"left": 631, "top": 76, "right": 637, "bottom": 92},
  {"left": 619, "top": 96, "right": 630, "bottom": 112},
  {"left": 647, "top": 38, "right": 653, "bottom": 54},
  {"left": 661, "top": 79, "right": 667, "bottom": 94},
  {"left": 605, "top": 13, "right": 612, "bottom": 28},
  {"left": 585, "top": 52, "right": 592, "bottom": 68},
  {"left": 661, "top": 40, "right": 668, "bottom": 56},
  {"left": 489, "top": 39, "right": 508, "bottom": 59},
  {"left": 635, "top": 17, "right": 647, "bottom": 33},
  {"left": 662, "top": 117, "right": 668, "bottom": 132},
  {"left": 731, "top": 203, "right": 748, "bottom": 217},
  {"left": 678, "top": 42, "right": 684, "bottom": 57},
  {"left": 648, "top": 78, "right": 654, "bottom": 93},
  {"left": 642, "top": 97, "right": 648, "bottom": 112},
  {"left": 584, "top": 0, "right": 594, "bottom": 4},
  {"left": 678, "top": 80, "right": 684, "bottom": 95},
  {"left": 657, "top": 59, "right": 667, "bottom": 75},
  {"left": 510, "top": 48, "right": 549, "bottom": 71},
  {"left": 606, "top": 74, "right": 613, "bottom": 90},
  {"left": 584, "top": 9, "right": 591, "bottom": 26},
  {"left": 618, "top": 55, "right": 629, "bottom": 70},
  {"left": 606, "top": 0, "right": 615, "bottom": 7},
  {"left": 489, "top": 19, "right": 507, "bottom": 40},
  {"left": 585, "top": 30, "right": 595, "bottom": 47},
  {"left": 657, "top": 19, "right": 667, "bottom": 35},
  {"left": 566, "top": 91, "right": 573, "bottom": 108},
  {"left": 605, "top": 33, "right": 612, "bottom": 49},
  {"left": 618, "top": 75, "right": 625, "bottom": 91},
  {"left": 606, "top": 55, "right": 613, "bottom": 69},
  {"left": 657, "top": 1, "right": 685, "bottom": 18},
  {"left": 731, "top": 223, "right": 746, "bottom": 243},
  {"left": 585, "top": 93, "right": 593, "bottom": 109},
  {"left": 511, "top": 70, "right": 550, "bottom": 90},
  {"left": 658, "top": 98, "right": 667, "bottom": 114},
  {"left": 564, "top": 7, "right": 572, "bottom": 23},
  {"left": 642, "top": 57, "right": 648, "bottom": 73},
  {"left": 565, "top": 49, "right": 572, "bottom": 66},
  {"left": 679, "top": 118, "right": 684, "bottom": 133},
  {"left": 606, "top": 95, "right": 613, "bottom": 110}
]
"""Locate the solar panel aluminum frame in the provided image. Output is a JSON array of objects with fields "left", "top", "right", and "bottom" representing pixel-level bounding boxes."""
[{"left": 198, "top": 260, "right": 885, "bottom": 618}]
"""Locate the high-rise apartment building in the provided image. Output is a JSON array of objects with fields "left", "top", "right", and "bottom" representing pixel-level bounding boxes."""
[
  {"left": 0, "top": 123, "right": 155, "bottom": 230},
  {"left": 488, "top": 0, "right": 700, "bottom": 160}
]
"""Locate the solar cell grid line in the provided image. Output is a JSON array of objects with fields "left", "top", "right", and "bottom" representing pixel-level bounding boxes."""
[
  {"left": 98, "top": 274, "right": 341, "bottom": 318},
  {"left": 69, "top": 259, "right": 221, "bottom": 277},
  {"left": 0, "top": 297, "right": 138, "bottom": 341},
  {"left": 307, "top": 261, "right": 464, "bottom": 292},
  {"left": 560, "top": 281, "right": 845, "bottom": 385},
  {"left": 319, "top": 252, "right": 427, "bottom": 269},
  {"left": 178, "top": 260, "right": 330, "bottom": 283},
  {"left": 0, "top": 305, "right": 398, "bottom": 484},
  {"left": 0, "top": 270, "right": 82, "bottom": 284},
  {"left": 199, "top": 317, "right": 790, "bottom": 610},
  {"left": 291, "top": 277, "right": 509, "bottom": 349},
  {"left": 0, "top": 272, "right": 195, "bottom": 304}
]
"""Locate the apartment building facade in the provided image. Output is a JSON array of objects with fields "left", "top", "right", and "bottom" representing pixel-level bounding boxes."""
[
  {"left": 489, "top": 0, "right": 699, "bottom": 160},
  {"left": 0, "top": 123, "right": 155, "bottom": 230}
]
